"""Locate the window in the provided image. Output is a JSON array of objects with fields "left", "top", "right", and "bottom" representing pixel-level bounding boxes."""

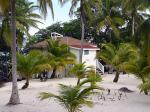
[{"left": 84, "top": 50, "right": 89, "bottom": 55}]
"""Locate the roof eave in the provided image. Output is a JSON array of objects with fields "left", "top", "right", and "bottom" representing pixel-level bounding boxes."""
[{"left": 70, "top": 46, "right": 100, "bottom": 50}]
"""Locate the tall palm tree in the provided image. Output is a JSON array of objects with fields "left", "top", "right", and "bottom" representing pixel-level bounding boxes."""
[
  {"left": 0, "top": 0, "right": 54, "bottom": 105},
  {"left": 9, "top": 0, "right": 20, "bottom": 105},
  {"left": 136, "top": 18, "right": 150, "bottom": 53},
  {"left": 96, "top": 0, "right": 124, "bottom": 37},
  {"left": 37, "top": 0, "right": 54, "bottom": 19},
  {"left": 98, "top": 43, "right": 138, "bottom": 82},
  {"left": 121, "top": 0, "right": 150, "bottom": 37},
  {"left": 60, "top": 0, "right": 101, "bottom": 62},
  {"left": 1, "top": 0, "right": 42, "bottom": 46},
  {"left": 0, "top": 0, "right": 21, "bottom": 105},
  {"left": 47, "top": 39, "right": 76, "bottom": 78},
  {"left": 17, "top": 50, "right": 51, "bottom": 89}
]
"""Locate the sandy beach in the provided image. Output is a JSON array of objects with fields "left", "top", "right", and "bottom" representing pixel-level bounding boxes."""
[{"left": 0, "top": 74, "right": 150, "bottom": 112}]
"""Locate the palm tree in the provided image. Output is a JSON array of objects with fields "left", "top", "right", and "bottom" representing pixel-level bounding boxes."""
[
  {"left": 69, "top": 62, "right": 93, "bottom": 85},
  {"left": 0, "top": 0, "right": 54, "bottom": 105},
  {"left": 47, "top": 39, "right": 76, "bottom": 78},
  {"left": 39, "top": 78, "right": 101, "bottom": 112},
  {"left": 96, "top": 0, "right": 124, "bottom": 37},
  {"left": 10, "top": 0, "right": 20, "bottom": 105},
  {"left": 139, "top": 79, "right": 150, "bottom": 94},
  {"left": 136, "top": 18, "right": 150, "bottom": 53},
  {"left": 17, "top": 50, "right": 51, "bottom": 89},
  {"left": 98, "top": 43, "right": 138, "bottom": 82},
  {"left": 121, "top": 0, "right": 150, "bottom": 37},
  {"left": 60, "top": 0, "right": 101, "bottom": 62},
  {"left": 123, "top": 53, "right": 150, "bottom": 95},
  {"left": 37, "top": 0, "right": 54, "bottom": 19},
  {"left": 1, "top": 0, "right": 42, "bottom": 46}
]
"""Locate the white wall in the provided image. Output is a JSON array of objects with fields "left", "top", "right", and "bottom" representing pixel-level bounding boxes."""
[
  {"left": 34, "top": 48, "right": 97, "bottom": 79},
  {"left": 70, "top": 48, "right": 97, "bottom": 70},
  {"left": 82, "top": 50, "right": 96, "bottom": 69},
  {"left": 70, "top": 48, "right": 80, "bottom": 63}
]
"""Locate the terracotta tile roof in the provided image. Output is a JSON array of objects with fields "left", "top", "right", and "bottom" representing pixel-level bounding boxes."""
[
  {"left": 59, "top": 37, "right": 99, "bottom": 49},
  {"left": 70, "top": 44, "right": 98, "bottom": 49},
  {"left": 30, "top": 37, "right": 99, "bottom": 50}
]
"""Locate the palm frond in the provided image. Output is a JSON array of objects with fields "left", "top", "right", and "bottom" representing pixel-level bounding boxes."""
[{"left": 37, "top": 0, "right": 54, "bottom": 19}]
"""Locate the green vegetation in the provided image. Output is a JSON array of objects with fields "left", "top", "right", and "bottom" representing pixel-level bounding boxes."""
[
  {"left": 17, "top": 50, "right": 51, "bottom": 89},
  {"left": 69, "top": 63, "right": 100, "bottom": 85},
  {"left": 46, "top": 39, "right": 76, "bottom": 78},
  {"left": 123, "top": 51, "right": 150, "bottom": 94},
  {"left": 0, "top": 0, "right": 54, "bottom": 105},
  {"left": 98, "top": 43, "right": 138, "bottom": 82},
  {"left": 60, "top": 0, "right": 102, "bottom": 62},
  {"left": 96, "top": 0, "right": 124, "bottom": 37},
  {"left": 39, "top": 75, "right": 102, "bottom": 112},
  {"left": 0, "top": 0, "right": 150, "bottom": 106}
]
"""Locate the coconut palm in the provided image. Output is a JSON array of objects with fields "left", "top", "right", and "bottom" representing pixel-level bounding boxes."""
[
  {"left": 17, "top": 50, "right": 51, "bottom": 89},
  {"left": 86, "top": 70, "right": 102, "bottom": 87},
  {"left": 96, "top": 0, "right": 124, "bottom": 37},
  {"left": 9, "top": 0, "right": 20, "bottom": 105},
  {"left": 98, "top": 43, "right": 138, "bottom": 82},
  {"left": 0, "top": 0, "right": 54, "bottom": 104},
  {"left": 39, "top": 78, "right": 101, "bottom": 112},
  {"left": 47, "top": 39, "right": 76, "bottom": 78},
  {"left": 37, "top": 0, "right": 54, "bottom": 18},
  {"left": 60, "top": 0, "right": 101, "bottom": 62},
  {"left": 120, "top": 0, "right": 150, "bottom": 37},
  {"left": 139, "top": 75, "right": 150, "bottom": 94},
  {"left": 123, "top": 53, "right": 150, "bottom": 95},
  {"left": 136, "top": 18, "right": 150, "bottom": 52},
  {"left": 1, "top": 0, "right": 42, "bottom": 46},
  {"left": 69, "top": 62, "right": 93, "bottom": 85}
]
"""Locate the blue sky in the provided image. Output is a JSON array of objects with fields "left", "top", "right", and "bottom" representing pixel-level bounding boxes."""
[{"left": 29, "top": 0, "right": 77, "bottom": 35}]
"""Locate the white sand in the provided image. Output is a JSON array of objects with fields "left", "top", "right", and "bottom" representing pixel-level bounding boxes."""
[{"left": 0, "top": 74, "right": 150, "bottom": 112}]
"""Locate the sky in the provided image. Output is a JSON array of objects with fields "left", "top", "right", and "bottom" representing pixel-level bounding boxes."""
[{"left": 29, "top": 0, "right": 77, "bottom": 35}]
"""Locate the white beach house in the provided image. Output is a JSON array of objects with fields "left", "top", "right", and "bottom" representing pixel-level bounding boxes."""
[{"left": 31, "top": 32, "right": 104, "bottom": 77}]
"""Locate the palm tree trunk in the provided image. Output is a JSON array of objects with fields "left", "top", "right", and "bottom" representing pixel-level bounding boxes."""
[
  {"left": 8, "top": 0, "right": 20, "bottom": 105},
  {"left": 79, "top": 0, "right": 85, "bottom": 63},
  {"left": 141, "top": 77, "right": 148, "bottom": 95},
  {"left": 132, "top": 15, "right": 135, "bottom": 37},
  {"left": 22, "top": 78, "right": 29, "bottom": 89},
  {"left": 51, "top": 67, "right": 56, "bottom": 78},
  {"left": 113, "top": 70, "right": 120, "bottom": 83},
  {"left": 77, "top": 78, "right": 81, "bottom": 85}
]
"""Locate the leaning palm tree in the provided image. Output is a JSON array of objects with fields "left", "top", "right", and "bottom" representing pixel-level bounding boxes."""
[
  {"left": 47, "top": 39, "right": 76, "bottom": 78},
  {"left": 17, "top": 50, "right": 51, "bottom": 89},
  {"left": 39, "top": 77, "right": 101, "bottom": 112},
  {"left": 123, "top": 51, "right": 150, "bottom": 95},
  {"left": 98, "top": 43, "right": 138, "bottom": 82},
  {"left": 60, "top": 0, "right": 101, "bottom": 62}
]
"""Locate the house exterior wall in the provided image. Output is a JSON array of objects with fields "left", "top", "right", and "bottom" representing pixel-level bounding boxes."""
[
  {"left": 70, "top": 47, "right": 97, "bottom": 70},
  {"left": 70, "top": 48, "right": 80, "bottom": 63},
  {"left": 82, "top": 50, "right": 96, "bottom": 69}
]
